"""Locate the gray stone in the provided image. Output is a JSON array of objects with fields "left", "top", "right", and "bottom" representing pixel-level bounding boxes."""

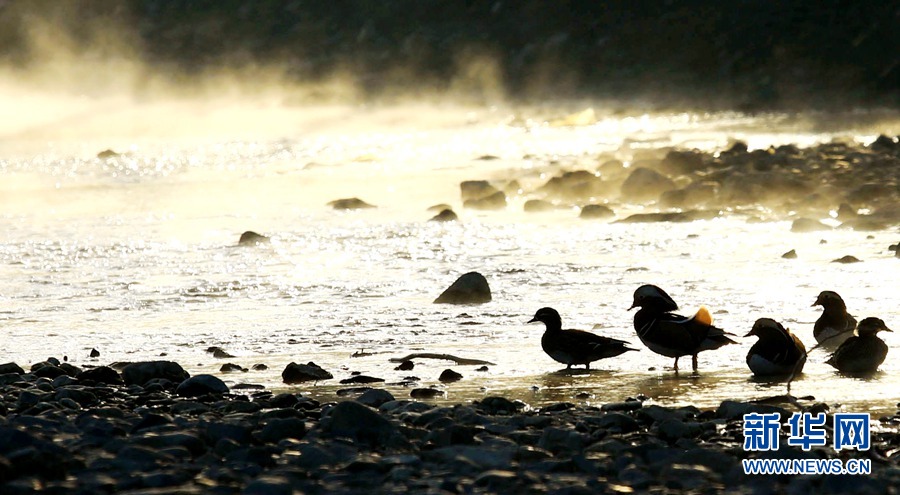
[
  {"left": 238, "top": 231, "right": 270, "bottom": 246},
  {"left": 121, "top": 361, "right": 189, "bottom": 386},
  {"left": 78, "top": 366, "right": 123, "bottom": 385},
  {"left": 176, "top": 374, "right": 229, "bottom": 397},
  {"left": 433, "top": 272, "right": 491, "bottom": 304},
  {"left": 429, "top": 209, "right": 458, "bottom": 222},
  {"left": 356, "top": 389, "right": 395, "bottom": 408},
  {"left": 524, "top": 199, "right": 554, "bottom": 212},
  {"left": 322, "top": 401, "right": 406, "bottom": 448},
  {"left": 256, "top": 418, "right": 306, "bottom": 443},
  {"left": 592, "top": 412, "right": 640, "bottom": 433},
  {"left": 463, "top": 191, "right": 507, "bottom": 210},
  {"left": 620, "top": 167, "right": 677, "bottom": 202},
  {"left": 537, "top": 427, "right": 587, "bottom": 454},
  {"left": 460, "top": 180, "right": 500, "bottom": 201},
  {"left": 328, "top": 198, "right": 375, "bottom": 210},
  {"left": 438, "top": 369, "right": 463, "bottom": 383},
  {"left": 579, "top": 204, "right": 615, "bottom": 219},
  {"left": 0, "top": 362, "right": 24, "bottom": 375},
  {"left": 243, "top": 475, "right": 293, "bottom": 495},
  {"left": 282, "top": 362, "right": 333, "bottom": 383}
]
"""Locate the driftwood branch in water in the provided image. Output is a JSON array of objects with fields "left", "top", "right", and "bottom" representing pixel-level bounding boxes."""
[{"left": 389, "top": 353, "right": 495, "bottom": 366}]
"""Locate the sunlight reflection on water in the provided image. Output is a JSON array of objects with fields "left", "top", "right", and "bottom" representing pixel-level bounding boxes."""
[{"left": 1, "top": 107, "right": 898, "bottom": 414}]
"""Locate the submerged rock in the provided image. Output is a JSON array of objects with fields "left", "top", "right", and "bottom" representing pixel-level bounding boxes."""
[
  {"left": 523, "top": 199, "right": 554, "bottom": 212},
  {"left": 410, "top": 388, "right": 445, "bottom": 399},
  {"left": 328, "top": 198, "right": 376, "bottom": 210},
  {"left": 282, "top": 362, "right": 333, "bottom": 383},
  {"left": 434, "top": 272, "right": 492, "bottom": 304},
  {"left": 238, "top": 231, "right": 270, "bottom": 245}
]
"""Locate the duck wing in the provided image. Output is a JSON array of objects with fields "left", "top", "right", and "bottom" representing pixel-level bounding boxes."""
[{"left": 559, "top": 329, "right": 638, "bottom": 358}]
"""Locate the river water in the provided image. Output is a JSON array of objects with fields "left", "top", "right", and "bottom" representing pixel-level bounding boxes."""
[{"left": 1, "top": 100, "right": 898, "bottom": 415}]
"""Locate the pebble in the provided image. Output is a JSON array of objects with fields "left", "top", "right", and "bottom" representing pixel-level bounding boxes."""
[{"left": 0, "top": 356, "right": 895, "bottom": 494}]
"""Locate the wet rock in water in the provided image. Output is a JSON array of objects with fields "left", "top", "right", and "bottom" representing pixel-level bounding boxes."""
[
  {"left": 395, "top": 360, "right": 414, "bottom": 371},
  {"left": 832, "top": 255, "right": 862, "bottom": 264},
  {"left": 716, "top": 400, "right": 788, "bottom": 421},
  {"left": 464, "top": 190, "right": 507, "bottom": 210},
  {"left": 579, "top": 204, "right": 615, "bottom": 220},
  {"left": 213, "top": 349, "right": 235, "bottom": 359},
  {"left": 524, "top": 199, "right": 554, "bottom": 212},
  {"left": 121, "top": 361, "right": 189, "bottom": 386},
  {"left": 460, "top": 180, "right": 501, "bottom": 202},
  {"left": 252, "top": 363, "right": 268, "bottom": 370},
  {"left": 617, "top": 210, "right": 720, "bottom": 223},
  {"left": 176, "top": 374, "right": 229, "bottom": 397},
  {"left": 356, "top": 389, "right": 395, "bottom": 408},
  {"left": 238, "top": 231, "right": 270, "bottom": 245},
  {"left": 782, "top": 249, "right": 798, "bottom": 259},
  {"left": 660, "top": 182, "right": 719, "bottom": 208},
  {"left": 0, "top": 362, "right": 25, "bottom": 375},
  {"left": 433, "top": 271, "right": 491, "bottom": 304},
  {"left": 476, "top": 365, "right": 489, "bottom": 372},
  {"left": 340, "top": 375, "right": 385, "bottom": 384},
  {"left": 836, "top": 203, "right": 858, "bottom": 221},
  {"left": 219, "top": 363, "right": 247, "bottom": 372},
  {"left": 504, "top": 180, "right": 522, "bottom": 195},
  {"left": 790, "top": 218, "right": 832, "bottom": 233},
  {"left": 438, "top": 369, "right": 463, "bottom": 383},
  {"left": 620, "top": 167, "right": 677, "bottom": 202},
  {"left": 410, "top": 388, "right": 445, "bottom": 399},
  {"left": 429, "top": 209, "right": 458, "bottom": 222},
  {"left": 328, "top": 198, "right": 376, "bottom": 210},
  {"left": 89, "top": 348, "right": 100, "bottom": 358},
  {"left": 78, "top": 366, "right": 123, "bottom": 385},
  {"left": 244, "top": 475, "right": 295, "bottom": 495},
  {"left": 539, "top": 170, "right": 611, "bottom": 200},
  {"left": 601, "top": 401, "right": 643, "bottom": 412},
  {"left": 282, "top": 362, "right": 333, "bottom": 383},
  {"left": 97, "top": 149, "right": 120, "bottom": 159}
]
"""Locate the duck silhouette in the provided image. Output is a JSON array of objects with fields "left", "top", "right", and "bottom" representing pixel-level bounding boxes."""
[
  {"left": 629, "top": 284, "right": 736, "bottom": 372},
  {"left": 812, "top": 290, "right": 857, "bottom": 346},
  {"left": 826, "top": 317, "right": 892, "bottom": 373},
  {"left": 528, "top": 307, "right": 637, "bottom": 370},
  {"left": 745, "top": 318, "right": 807, "bottom": 377}
]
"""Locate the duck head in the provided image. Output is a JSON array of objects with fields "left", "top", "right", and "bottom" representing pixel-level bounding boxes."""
[
  {"left": 813, "top": 291, "right": 847, "bottom": 310},
  {"left": 528, "top": 307, "right": 561, "bottom": 327},
  {"left": 629, "top": 284, "right": 678, "bottom": 312},
  {"left": 745, "top": 318, "right": 789, "bottom": 339},
  {"left": 856, "top": 317, "right": 893, "bottom": 336}
]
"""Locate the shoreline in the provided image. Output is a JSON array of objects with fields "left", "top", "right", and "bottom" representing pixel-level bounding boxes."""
[{"left": 2, "top": 359, "right": 897, "bottom": 493}]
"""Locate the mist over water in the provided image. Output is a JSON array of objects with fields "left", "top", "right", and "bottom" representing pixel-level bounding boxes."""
[{"left": 1, "top": 3, "right": 899, "bottom": 415}]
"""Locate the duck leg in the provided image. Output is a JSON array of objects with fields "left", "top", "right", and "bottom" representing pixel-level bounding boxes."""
[
  {"left": 673, "top": 357, "right": 680, "bottom": 371},
  {"left": 692, "top": 354, "right": 698, "bottom": 372}
]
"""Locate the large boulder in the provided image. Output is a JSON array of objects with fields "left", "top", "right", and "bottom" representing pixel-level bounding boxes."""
[
  {"left": 620, "top": 167, "right": 677, "bottom": 202},
  {"left": 282, "top": 362, "right": 333, "bottom": 384},
  {"left": 121, "top": 361, "right": 189, "bottom": 386},
  {"left": 434, "top": 272, "right": 492, "bottom": 304},
  {"left": 78, "top": 366, "right": 123, "bottom": 385}
]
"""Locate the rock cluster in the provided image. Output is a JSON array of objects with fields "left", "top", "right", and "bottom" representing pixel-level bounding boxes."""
[{"left": 1, "top": 360, "right": 897, "bottom": 494}]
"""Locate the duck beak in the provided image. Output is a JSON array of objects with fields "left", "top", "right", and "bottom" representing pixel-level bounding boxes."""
[
  {"left": 627, "top": 303, "right": 637, "bottom": 310},
  {"left": 527, "top": 317, "right": 538, "bottom": 324},
  {"left": 883, "top": 326, "right": 894, "bottom": 333},
  {"left": 743, "top": 330, "right": 756, "bottom": 338}
]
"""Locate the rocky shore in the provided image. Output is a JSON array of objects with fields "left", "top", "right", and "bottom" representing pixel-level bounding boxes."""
[{"left": 1, "top": 359, "right": 898, "bottom": 494}]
